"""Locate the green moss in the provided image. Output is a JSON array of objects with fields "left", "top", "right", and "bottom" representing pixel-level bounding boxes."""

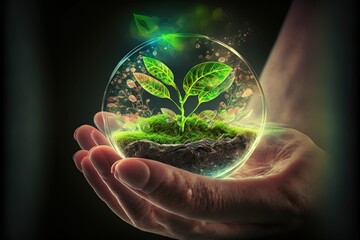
[{"left": 113, "top": 114, "right": 256, "bottom": 146}]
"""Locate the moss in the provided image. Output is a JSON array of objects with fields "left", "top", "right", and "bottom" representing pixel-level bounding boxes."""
[{"left": 113, "top": 114, "right": 256, "bottom": 146}]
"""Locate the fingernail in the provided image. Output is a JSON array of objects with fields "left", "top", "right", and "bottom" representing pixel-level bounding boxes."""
[
  {"left": 110, "top": 160, "right": 120, "bottom": 174},
  {"left": 73, "top": 127, "right": 80, "bottom": 140},
  {"left": 72, "top": 152, "right": 84, "bottom": 171},
  {"left": 90, "top": 130, "right": 99, "bottom": 145},
  {"left": 113, "top": 159, "right": 150, "bottom": 191},
  {"left": 77, "top": 160, "right": 83, "bottom": 171}
]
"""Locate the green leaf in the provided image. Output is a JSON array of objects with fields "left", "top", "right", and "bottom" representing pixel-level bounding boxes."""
[
  {"left": 161, "top": 108, "right": 177, "bottom": 119},
  {"left": 183, "top": 62, "right": 233, "bottom": 96},
  {"left": 143, "top": 57, "right": 175, "bottom": 86},
  {"left": 133, "top": 14, "right": 159, "bottom": 37},
  {"left": 133, "top": 72, "right": 170, "bottom": 99},
  {"left": 198, "top": 76, "right": 234, "bottom": 103},
  {"left": 198, "top": 110, "right": 217, "bottom": 120},
  {"left": 217, "top": 110, "right": 236, "bottom": 123}
]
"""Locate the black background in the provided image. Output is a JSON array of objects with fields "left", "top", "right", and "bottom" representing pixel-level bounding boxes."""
[{"left": 3, "top": 0, "right": 358, "bottom": 239}]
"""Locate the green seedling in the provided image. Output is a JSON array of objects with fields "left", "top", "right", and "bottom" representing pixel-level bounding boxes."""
[{"left": 133, "top": 56, "right": 234, "bottom": 133}]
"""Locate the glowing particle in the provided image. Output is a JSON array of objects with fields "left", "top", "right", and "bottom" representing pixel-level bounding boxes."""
[
  {"left": 131, "top": 67, "right": 136, "bottom": 72},
  {"left": 195, "top": 43, "right": 200, "bottom": 48},
  {"left": 206, "top": 55, "right": 211, "bottom": 60},
  {"left": 241, "top": 88, "right": 253, "bottom": 97},
  {"left": 107, "top": 103, "right": 117, "bottom": 108},
  {"left": 215, "top": 52, "right": 219, "bottom": 56},
  {"left": 107, "top": 96, "right": 118, "bottom": 102},
  {"left": 126, "top": 79, "right": 136, "bottom": 88},
  {"left": 146, "top": 99, "right": 151, "bottom": 103},
  {"left": 152, "top": 51, "right": 157, "bottom": 56},
  {"left": 128, "top": 95, "right": 137, "bottom": 102},
  {"left": 126, "top": 67, "right": 130, "bottom": 72},
  {"left": 218, "top": 57, "right": 225, "bottom": 62}
]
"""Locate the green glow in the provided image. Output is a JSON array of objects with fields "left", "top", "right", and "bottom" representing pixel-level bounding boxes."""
[
  {"left": 160, "top": 33, "right": 185, "bottom": 51},
  {"left": 131, "top": 5, "right": 226, "bottom": 40},
  {"left": 133, "top": 14, "right": 159, "bottom": 38},
  {"left": 113, "top": 114, "right": 255, "bottom": 145}
]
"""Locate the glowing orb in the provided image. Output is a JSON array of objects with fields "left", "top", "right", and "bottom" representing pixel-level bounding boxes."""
[{"left": 102, "top": 33, "right": 266, "bottom": 178}]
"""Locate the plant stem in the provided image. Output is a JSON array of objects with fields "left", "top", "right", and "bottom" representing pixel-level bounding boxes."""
[
  {"left": 168, "top": 98, "right": 181, "bottom": 111},
  {"left": 173, "top": 84, "right": 183, "bottom": 102},
  {"left": 181, "top": 101, "right": 201, "bottom": 132},
  {"left": 188, "top": 101, "right": 201, "bottom": 118},
  {"left": 178, "top": 93, "right": 203, "bottom": 133},
  {"left": 179, "top": 99, "right": 186, "bottom": 133}
]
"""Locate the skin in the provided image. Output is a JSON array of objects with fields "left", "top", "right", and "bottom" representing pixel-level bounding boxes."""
[
  {"left": 73, "top": 1, "right": 328, "bottom": 239},
  {"left": 73, "top": 113, "right": 326, "bottom": 239}
]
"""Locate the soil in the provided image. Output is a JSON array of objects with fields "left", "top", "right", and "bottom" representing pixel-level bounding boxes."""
[{"left": 121, "top": 134, "right": 253, "bottom": 175}]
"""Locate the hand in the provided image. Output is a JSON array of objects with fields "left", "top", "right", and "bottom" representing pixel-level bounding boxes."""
[{"left": 73, "top": 112, "right": 326, "bottom": 239}]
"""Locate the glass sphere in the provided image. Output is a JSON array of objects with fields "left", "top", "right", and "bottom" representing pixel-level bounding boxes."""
[{"left": 102, "top": 33, "right": 266, "bottom": 178}]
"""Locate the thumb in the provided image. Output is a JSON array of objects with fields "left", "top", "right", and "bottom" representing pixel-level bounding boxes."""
[{"left": 112, "top": 158, "right": 293, "bottom": 223}]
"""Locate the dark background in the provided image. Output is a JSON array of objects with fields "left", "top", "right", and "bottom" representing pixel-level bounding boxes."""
[{"left": 3, "top": 0, "right": 358, "bottom": 239}]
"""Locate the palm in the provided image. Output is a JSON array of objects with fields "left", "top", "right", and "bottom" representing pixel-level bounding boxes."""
[
  {"left": 232, "top": 129, "right": 323, "bottom": 179},
  {"left": 73, "top": 113, "right": 325, "bottom": 239}
]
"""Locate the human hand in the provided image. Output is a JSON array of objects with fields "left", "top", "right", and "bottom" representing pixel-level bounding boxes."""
[{"left": 73, "top": 112, "right": 326, "bottom": 239}]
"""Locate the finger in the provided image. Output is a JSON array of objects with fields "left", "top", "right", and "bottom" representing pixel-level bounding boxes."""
[
  {"left": 81, "top": 156, "right": 132, "bottom": 224},
  {"left": 94, "top": 111, "right": 118, "bottom": 134},
  {"left": 73, "top": 150, "right": 88, "bottom": 171},
  {"left": 113, "top": 158, "right": 295, "bottom": 223},
  {"left": 74, "top": 125, "right": 99, "bottom": 150},
  {"left": 93, "top": 112, "right": 106, "bottom": 133},
  {"left": 90, "top": 130, "right": 110, "bottom": 146},
  {"left": 89, "top": 146, "right": 166, "bottom": 232}
]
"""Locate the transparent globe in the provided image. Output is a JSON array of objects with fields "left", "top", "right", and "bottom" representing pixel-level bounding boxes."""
[{"left": 102, "top": 33, "right": 266, "bottom": 178}]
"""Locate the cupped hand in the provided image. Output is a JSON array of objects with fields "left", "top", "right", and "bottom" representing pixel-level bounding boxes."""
[{"left": 73, "top": 112, "right": 326, "bottom": 239}]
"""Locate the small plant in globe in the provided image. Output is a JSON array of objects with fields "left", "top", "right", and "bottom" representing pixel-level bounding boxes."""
[
  {"left": 134, "top": 56, "right": 235, "bottom": 133},
  {"left": 102, "top": 34, "right": 266, "bottom": 178}
]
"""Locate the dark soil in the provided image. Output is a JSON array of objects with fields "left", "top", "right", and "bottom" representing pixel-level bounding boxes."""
[{"left": 121, "top": 134, "right": 253, "bottom": 176}]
